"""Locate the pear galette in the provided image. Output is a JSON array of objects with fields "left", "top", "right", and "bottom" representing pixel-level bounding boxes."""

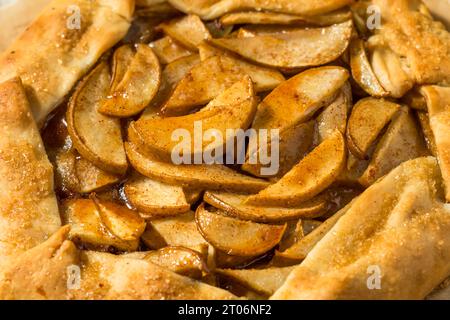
[{"left": 0, "top": 0, "right": 449, "bottom": 300}]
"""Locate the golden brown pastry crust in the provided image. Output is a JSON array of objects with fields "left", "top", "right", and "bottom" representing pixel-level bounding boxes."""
[
  {"left": 272, "top": 157, "right": 450, "bottom": 300},
  {"left": 421, "top": 85, "right": 450, "bottom": 202},
  {"left": 0, "top": 78, "right": 61, "bottom": 269},
  {"left": 0, "top": 0, "right": 133, "bottom": 127},
  {"left": 373, "top": 0, "right": 450, "bottom": 85}
]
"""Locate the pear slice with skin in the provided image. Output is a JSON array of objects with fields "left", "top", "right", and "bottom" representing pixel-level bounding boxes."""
[
  {"left": 99, "top": 44, "right": 161, "bottom": 117},
  {"left": 66, "top": 62, "right": 127, "bottom": 175},
  {"left": 162, "top": 54, "right": 284, "bottom": 116},
  {"left": 242, "top": 120, "right": 315, "bottom": 179},
  {"left": 358, "top": 107, "right": 426, "bottom": 187},
  {"left": 142, "top": 211, "right": 209, "bottom": 252},
  {"left": 91, "top": 195, "right": 146, "bottom": 242},
  {"left": 203, "top": 191, "right": 328, "bottom": 223},
  {"left": 109, "top": 45, "right": 135, "bottom": 93},
  {"left": 135, "top": 77, "right": 258, "bottom": 160},
  {"left": 220, "top": 9, "right": 352, "bottom": 26},
  {"left": 195, "top": 203, "right": 286, "bottom": 256},
  {"left": 349, "top": 38, "right": 388, "bottom": 97},
  {"left": 144, "top": 246, "right": 209, "bottom": 279},
  {"left": 314, "top": 83, "right": 352, "bottom": 145},
  {"left": 209, "top": 20, "right": 353, "bottom": 69},
  {"left": 251, "top": 66, "right": 349, "bottom": 133},
  {"left": 158, "top": 14, "right": 211, "bottom": 50},
  {"left": 346, "top": 98, "right": 401, "bottom": 160},
  {"left": 149, "top": 36, "right": 194, "bottom": 64},
  {"left": 123, "top": 172, "right": 191, "bottom": 218},
  {"left": 125, "top": 141, "right": 269, "bottom": 193},
  {"left": 420, "top": 85, "right": 450, "bottom": 202},
  {"left": 216, "top": 266, "right": 296, "bottom": 296},
  {"left": 168, "top": 0, "right": 353, "bottom": 20},
  {"left": 245, "top": 130, "right": 346, "bottom": 207}
]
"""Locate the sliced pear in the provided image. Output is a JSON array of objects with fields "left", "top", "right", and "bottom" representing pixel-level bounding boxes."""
[
  {"left": 274, "top": 199, "right": 354, "bottom": 262},
  {"left": 99, "top": 44, "right": 161, "bottom": 117},
  {"left": 220, "top": 9, "right": 351, "bottom": 26},
  {"left": 141, "top": 211, "right": 208, "bottom": 251},
  {"left": 204, "top": 191, "right": 328, "bottom": 223},
  {"left": 358, "top": 107, "right": 426, "bottom": 187},
  {"left": 195, "top": 204, "right": 286, "bottom": 256},
  {"left": 251, "top": 66, "right": 349, "bottom": 132},
  {"left": 349, "top": 38, "right": 388, "bottom": 97},
  {"left": 416, "top": 111, "right": 437, "bottom": 157},
  {"left": 66, "top": 62, "right": 127, "bottom": 175},
  {"left": 144, "top": 246, "right": 208, "bottom": 279},
  {"left": 245, "top": 130, "right": 346, "bottom": 207},
  {"left": 420, "top": 85, "right": 450, "bottom": 202},
  {"left": 141, "top": 54, "right": 201, "bottom": 118},
  {"left": 370, "top": 45, "right": 414, "bottom": 98},
  {"left": 92, "top": 195, "right": 146, "bottom": 242},
  {"left": 402, "top": 88, "right": 427, "bottom": 111},
  {"left": 159, "top": 14, "right": 211, "bottom": 50},
  {"left": 209, "top": 20, "right": 352, "bottom": 69},
  {"left": 336, "top": 152, "right": 369, "bottom": 185},
  {"left": 61, "top": 199, "right": 144, "bottom": 251},
  {"left": 135, "top": 77, "right": 257, "bottom": 159},
  {"left": 168, "top": 0, "right": 353, "bottom": 20},
  {"left": 242, "top": 120, "right": 315, "bottom": 178},
  {"left": 216, "top": 266, "right": 295, "bottom": 296},
  {"left": 314, "top": 83, "right": 351, "bottom": 145},
  {"left": 110, "top": 45, "right": 135, "bottom": 93},
  {"left": 149, "top": 36, "right": 194, "bottom": 64},
  {"left": 125, "top": 141, "right": 269, "bottom": 193},
  {"left": 55, "top": 150, "right": 120, "bottom": 194},
  {"left": 123, "top": 172, "right": 190, "bottom": 217},
  {"left": 346, "top": 98, "right": 400, "bottom": 159},
  {"left": 162, "top": 54, "right": 284, "bottom": 115},
  {"left": 213, "top": 248, "right": 262, "bottom": 269}
]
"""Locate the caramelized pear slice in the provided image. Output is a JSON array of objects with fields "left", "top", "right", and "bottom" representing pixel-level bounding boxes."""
[
  {"left": 110, "top": 45, "right": 135, "bottom": 93},
  {"left": 55, "top": 150, "right": 120, "bottom": 194},
  {"left": 149, "top": 36, "right": 193, "bottom": 64},
  {"left": 162, "top": 55, "right": 284, "bottom": 115},
  {"left": 124, "top": 172, "right": 190, "bottom": 217},
  {"left": 245, "top": 131, "right": 346, "bottom": 207},
  {"left": 416, "top": 111, "right": 437, "bottom": 157},
  {"left": 168, "top": 0, "right": 353, "bottom": 20},
  {"left": 242, "top": 120, "right": 315, "bottom": 178},
  {"left": 159, "top": 14, "right": 211, "bottom": 50},
  {"left": 141, "top": 54, "right": 201, "bottom": 119},
  {"left": 92, "top": 195, "right": 146, "bottom": 242},
  {"left": 220, "top": 9, "right": 351, "bottom": 26},
  {"left": 358, "top": 107, "right": 426, "bottom": 187},
  {"left": 216, "top": 266, "right": 295, "bottom": 296},
  {"left": 346, "top": 98, "right": 400, "bottom": 159},
  {"left": 144, "top": 246, "right": 208, "bottom": 279},
  {"left": 251, "top": 66, "right": 349, "bottom": 132},
  {"left": 142, "top": 211, "right": 208, "bottom": 251},
  {"left": 314, "top": 83, "right": 351, "bottom": 145},
  {"left": 209, "top": 20, "right": 352, "bottom": 69},
  {"left": 125, "top": 141, "right": 269, "bottom": 193},
  {"left": 204, "top": 191, "right": 328, "bottom": 222},
  {"left": 61, "top": 199, "right": 143, "bottom": 251},
  {"left": 99, "top": 44, "right": 161, "bottom": 117},
  {"left": 66, "top": 63, "right": 127, "bottom": 175},
  {"left": 420, "top": 85, "right": 450, "bottom": 202},
  {"left": 195, "top": 204, "right": 286, "bottom": 256},
  {"left": 135, "top": 77, "right": 257, "bottom": 159},
  {"left": 349, "top": 39, "right": 388, "bottom": 97}
]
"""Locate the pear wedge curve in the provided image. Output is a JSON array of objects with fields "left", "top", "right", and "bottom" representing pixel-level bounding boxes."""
[
  {"left": 209, "top": 20, "right": 353, "bottom": 69},
  {"left": 245, "top": 130, "right": 346, "bottom": 207},
  {"left": 66, "top": 62, "right": 127, "bottom": 175}
]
